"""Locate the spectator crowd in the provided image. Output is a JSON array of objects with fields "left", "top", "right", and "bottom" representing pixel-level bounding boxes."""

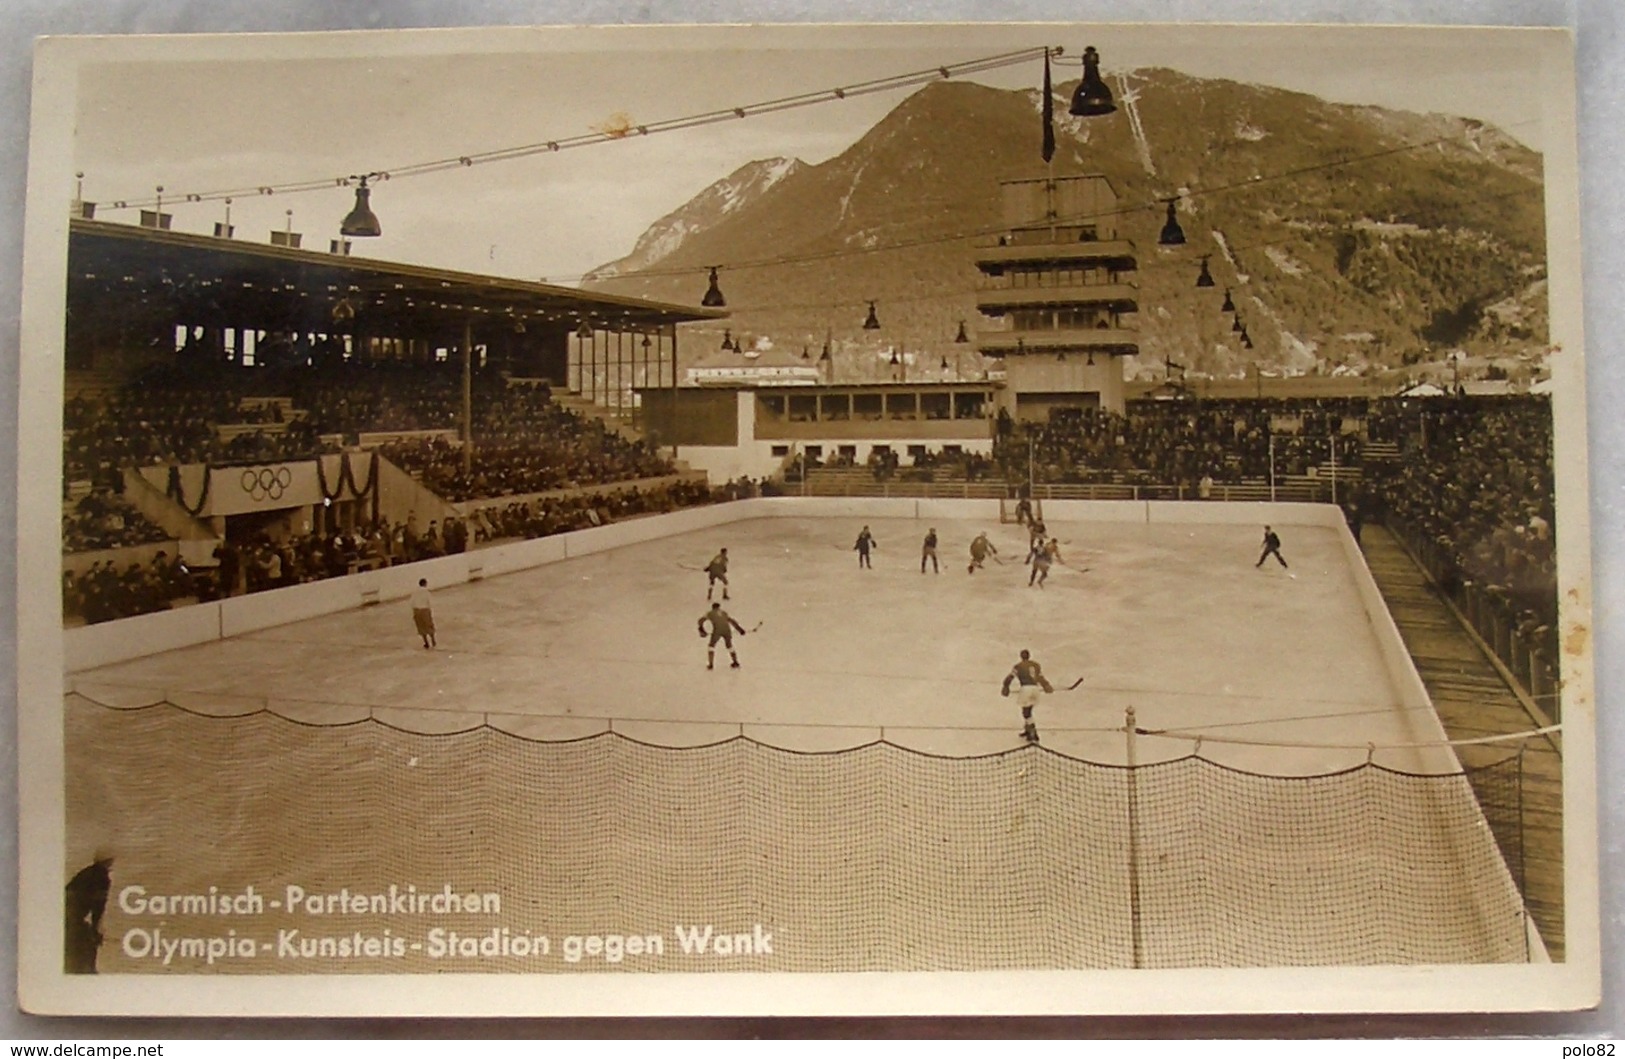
[
  {"left": 64, "top": 363, "right": 677, "bottom": 502},
  {"left": 62, "top": 490, "right": 168, "bottom": 553},
  {"left": 63, "top": 477, "right": 720, "bottom": 625},
  {"left": 1362, "top": 396, "right": 1557, "bottom": 659}
]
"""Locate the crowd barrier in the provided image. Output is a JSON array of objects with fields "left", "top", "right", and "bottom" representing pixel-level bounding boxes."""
[{"left": 1386, "top": 519, "right": 1561, "bottom": 721}]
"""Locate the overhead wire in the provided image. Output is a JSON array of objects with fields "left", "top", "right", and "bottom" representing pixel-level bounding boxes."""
[{"left": 91, "top": 46, "right": 1056, "bottom": 213}]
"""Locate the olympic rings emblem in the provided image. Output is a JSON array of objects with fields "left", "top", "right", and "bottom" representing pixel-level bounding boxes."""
[{"left": 240, "top": 465, "right": 293, "bottom": 501}]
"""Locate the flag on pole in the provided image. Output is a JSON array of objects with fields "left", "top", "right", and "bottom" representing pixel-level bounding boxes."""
[{"left": 1041, "top": 48, "right": 1057, "bottom": 163}]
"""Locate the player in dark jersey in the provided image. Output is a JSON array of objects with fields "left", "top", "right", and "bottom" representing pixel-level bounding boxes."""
[
  {"left": 697, "top": 601, "right": 747, "bottom": 670},
  {"left": 705, "top": 548, "right": 730, "bottom": 600},
  {"left": 1029, "top": 517, "right": 1048, "bottom": 547},
  {"left": 1014, "top": 496, "right": 1033, "bottom": 526},
  {"left": 920, "top": 528, "right": 939, "bottom": 574},
  {"left": 854, "top": 526, "right": 877, "bottom": 570},
  {"left": 1255, "top": 526, "right": 1288, "bottom": 569},
  {"left": 1001, "top": 649, "right": 1055, "bottom": 744}
]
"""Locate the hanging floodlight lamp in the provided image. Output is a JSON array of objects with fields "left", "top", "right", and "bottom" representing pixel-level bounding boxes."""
[
  {"left": 577, "top": 319, "right": 593, "bottom": 340},
  {"left": 701, "top": 266, "right": 726, "bottom": 308},
  {"left": 1087, "top": 351, "right": 1095, "bottom": 366},
  {"left": 1221, "top": 288, "right": 1235, "bottom": 313},
  {"left": 642, "top": 334, "right": 653, "bottom": 350},
  {"left": 890, "top": 350, "right": 901, "bottom": 366},
  {"left": 941, "top": 356, "right": 950, "bottom": 370},
  {"left": 1232, "top": 315, "right": 1244, "bottom": 333},
  {"left": 1196, "top": 256, "right": 1216, "bottom": 288},
  {"left": 863, "top": 301, "right": 881, "bottom": 330},
  {"left": 340, "top": 175, "right": 382, "bottom": 238},
  {"left": 1070, "top": 46, "right": 1117, "bottom": 117},
  {"left": 955, "top": 320, "right": 970, "bottom": 343},
  {"left": 1158, "top": 200, "right": 1186, "bottom": 246},
  {"left": 1057, "top": 350, "right": 1067, "bottom": 363},
  {"left": 1241, "top": 328, "right": 1254, "bottom": 349},
  {"left": 721, "top": 329, "right": 735, "bottom": 352}
]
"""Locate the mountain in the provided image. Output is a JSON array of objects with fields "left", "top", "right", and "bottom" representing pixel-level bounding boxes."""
[
  {"left": 583, "top": 157, "right": 804, "bottom": 282},
  {"left": 582, "top": 69, "right": 1546, "bottom": 382}
]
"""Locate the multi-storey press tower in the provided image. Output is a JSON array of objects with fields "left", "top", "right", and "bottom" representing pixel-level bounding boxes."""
[{"left": 974, "top": 174, "right": 1140, "bottom": 417}]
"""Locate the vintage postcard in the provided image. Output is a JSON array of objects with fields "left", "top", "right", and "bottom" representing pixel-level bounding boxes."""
[{"left": 14, "top": 22, "right": 1599, "bottom": 1017}]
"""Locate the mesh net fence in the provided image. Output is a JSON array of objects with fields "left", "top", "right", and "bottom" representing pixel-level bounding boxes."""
[{"left": 64, "top": 694, "right": 1530, "bottom": 974}]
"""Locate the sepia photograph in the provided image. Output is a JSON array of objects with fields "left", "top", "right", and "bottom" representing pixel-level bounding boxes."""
[{"left": 13, "top": 20, "right": 1601, "bottom": 1018}]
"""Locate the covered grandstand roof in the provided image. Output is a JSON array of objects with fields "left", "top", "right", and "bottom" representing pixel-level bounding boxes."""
[{"left": 67, "top": 218, "right": 727, "bottom": 335}]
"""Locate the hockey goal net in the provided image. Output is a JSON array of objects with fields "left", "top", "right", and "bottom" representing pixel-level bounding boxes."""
[{"left": 998, "top": 497, "right": 1043, "bottom": 524}]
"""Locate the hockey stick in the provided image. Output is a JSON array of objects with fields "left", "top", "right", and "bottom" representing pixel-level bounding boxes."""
[
  {"left": 1064, "top": 677, "right": 1086, "bottom": 691},
  {"left": 676, "top": 562, "right": 706, "bottom": 572},
  {"left": 748, "top": 621, "right": 765, "bottom": 633}
]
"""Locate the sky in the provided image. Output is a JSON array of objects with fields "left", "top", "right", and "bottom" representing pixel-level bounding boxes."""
[{"left": 68, "top": 22, "right": 1563, "bottom": 286}]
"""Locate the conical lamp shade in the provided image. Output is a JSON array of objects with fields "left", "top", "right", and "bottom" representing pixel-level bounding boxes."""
[
  {"left": 701, "top": 267, "right": 726, "bottom": 308},
  {"left": 1070, "top": 46, "right": 1117, "bottom": 117},
  {"left": 1159, "top": 201, "right": 1186, "bottom": 246},
  {"left": 339, "top": 180, "right": 381, "bottom": 238}
]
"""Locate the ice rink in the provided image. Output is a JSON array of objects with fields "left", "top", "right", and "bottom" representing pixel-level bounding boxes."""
[
  {"left": 65, "top": 511, "right": 1536, "bottom": 972},
  {"left": 74, "top": 514, "right": 1424, "bottom": 773}
]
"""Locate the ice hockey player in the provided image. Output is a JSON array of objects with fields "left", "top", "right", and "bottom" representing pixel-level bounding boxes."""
[
  {"left": 697, "top": 601, "right": 747, "bottom": 670},
  {"left": 968, "top": 532, "right": 997, "bottom": 574},
  {"left": 1255, "top": 526, "right": 1289, "bottom": 569},
  {"left": 854, "top": 526, "right": 878, "bottom": 570},
  {"left": 706, "top": 548, "right": 731, "bottom": 600},
  {"left": 921, "top": 528, "right": 939, "bottom": 574},
  {"left": 1029, "top": 537, "right": 1061, "bottom": 589},
  {"left": 1001, "top": 649, "right": 1055, "bottom": 744}
]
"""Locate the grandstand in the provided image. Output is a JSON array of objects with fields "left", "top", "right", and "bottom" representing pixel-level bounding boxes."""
[{"left": 60, "top": 219, "right": 727, "bottom": 624}]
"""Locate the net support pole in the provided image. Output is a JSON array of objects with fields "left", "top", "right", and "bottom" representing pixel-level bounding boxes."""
[
  {"left": 1269, "top": 434, "right": 1277, "bottom": 503},
  {"left": 462, "top": 317, "right": 474, "bottom": 476},
  {"left": 1330, "top": 435, "right": 1338, "bottom": 506},
  {"left": 1125, "top": 705, "right": 1144, "bottom": 969}
]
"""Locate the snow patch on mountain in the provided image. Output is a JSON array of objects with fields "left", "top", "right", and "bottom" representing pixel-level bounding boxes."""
[
  {"left": 1264, "top": 246, "right": 1306, "bottom": 276},
  {"left": 1212, "top": 231, "right": 1250, "bottom": 284},
  {"left": 1234, "top": 118, "right": 1268, "bottom": 142}
]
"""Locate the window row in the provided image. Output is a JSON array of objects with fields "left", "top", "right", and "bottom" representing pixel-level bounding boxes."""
[{"left": 758, "top": 391, "right": 991, "bottom": 423}]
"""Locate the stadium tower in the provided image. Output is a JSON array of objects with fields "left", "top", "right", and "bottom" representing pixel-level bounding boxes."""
[{"left": 973, "top": 174, "right": 1139, "bottom": 418}]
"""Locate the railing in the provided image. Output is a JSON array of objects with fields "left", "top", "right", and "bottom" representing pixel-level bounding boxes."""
[
  {"left": 797, "top": 474, "right": 1338, "bottom": 504},
  {"left": 1387, "top": 519, "right": 1561, "bottom": 721}
]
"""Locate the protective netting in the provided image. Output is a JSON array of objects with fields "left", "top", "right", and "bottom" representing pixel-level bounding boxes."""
[{"left": 64, "top": 695, "right": 1530, "bottom": 974}]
